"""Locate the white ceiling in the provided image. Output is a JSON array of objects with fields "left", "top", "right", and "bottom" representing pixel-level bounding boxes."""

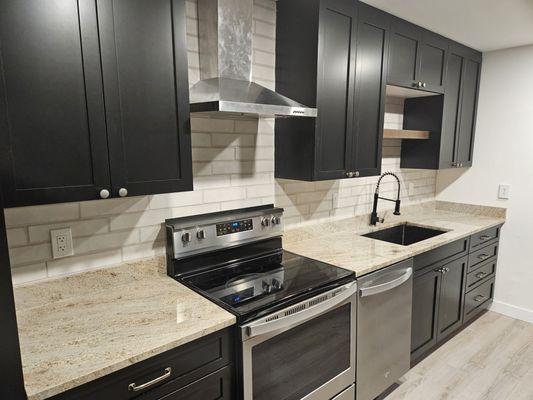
[{"left": 362, "top": 0, "right": 533, "bottom": 52}]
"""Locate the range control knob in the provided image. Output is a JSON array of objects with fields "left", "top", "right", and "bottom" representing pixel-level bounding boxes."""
[
  {"left": 262, "top": 281, "right": 271, "bottom": 294},
  {"left": 272, "top": 278, "right": 282, "bottom": 290},
  {"left": 271, "top": 216, "right": 281, "bottom": 225},
  {"left": 196, "top": 230, "right": 206, "bottom": 240},
  {"left": 181, "top": 232, "right": 192, "bottom": 243},
  {"left": 261, "top": 217, "right": 271, "bottom": 227}
]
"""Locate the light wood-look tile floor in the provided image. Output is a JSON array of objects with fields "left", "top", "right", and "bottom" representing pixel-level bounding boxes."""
[{"left": 384, "top": 311, "right": 533, "bottom": 400}]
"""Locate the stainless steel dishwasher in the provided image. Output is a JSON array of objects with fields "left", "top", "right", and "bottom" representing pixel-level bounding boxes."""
[{"left": 356, "top": 258, "right": 413, "bottom": 400}]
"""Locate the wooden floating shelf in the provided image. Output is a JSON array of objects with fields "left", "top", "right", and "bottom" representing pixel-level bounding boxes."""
[{"left": 383, "top": 129, "right": 430, "bottom": 140}]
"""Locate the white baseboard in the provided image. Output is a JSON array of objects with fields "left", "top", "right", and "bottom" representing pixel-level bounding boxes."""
[{"left": 490, "top": 300, "right": 533, "bottom": 324}]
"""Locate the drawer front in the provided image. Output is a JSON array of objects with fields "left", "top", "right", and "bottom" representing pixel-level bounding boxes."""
[
  {"left": 468, "top": 242, "right": 499, "bottom": 272},
  {"left": 157, "top": 366, "right": 234, "bottom": 400},
  {"left": 464, "top": 278, "right": 495, "bottom": 323},
  {"left": 53, "top": 328, "right": 234, "bottom": 400},
  {"left": 414, "top": 237, "right": 469, "bottom": 273},
  {"left": 470, "top": 226, "right": 501, "bottom": 251},
  {"left": 466, "top": 259, "right": 497, "bottom": 291}
]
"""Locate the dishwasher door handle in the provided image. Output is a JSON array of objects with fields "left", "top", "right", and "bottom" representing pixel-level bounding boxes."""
[{"left": 359, "top": 267, "right": 413, "bottom": 298}]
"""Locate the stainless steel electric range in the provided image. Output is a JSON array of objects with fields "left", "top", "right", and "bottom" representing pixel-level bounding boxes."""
[{"left": 166, "top": 205, "right": 357, "bottom": 400}]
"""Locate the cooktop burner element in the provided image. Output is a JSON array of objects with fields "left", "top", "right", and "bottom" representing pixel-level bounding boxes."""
[{"left": 166, "top": 205, "right": 354, "bottom": 323}]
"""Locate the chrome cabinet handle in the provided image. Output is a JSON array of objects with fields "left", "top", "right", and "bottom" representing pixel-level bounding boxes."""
[
  {"left": 359, "top": 268, "right": 413, "bottom": 297},
  {"left": 479, "top": 235, "right": 492, "bottom": 241},
  {"left": 99, "top": 189, "right": 110, "bottom": 199},
  {"left": 475, "top": 271, "right": 488, "bottom": 279},
  {"left": 128, "top": 367, "right": 172, "bottom": 392},
  {"left": 244, "top": 282, "right": 357, "bottom": 339},
  {"left": 474, "top": 295, "right": 486, "bottom": 303},
  {"left": 118, "top": 187, "right": 128, "bottom": 197},
  {"left": 477, "top": 254, "right": 490, "bottom": 260}
]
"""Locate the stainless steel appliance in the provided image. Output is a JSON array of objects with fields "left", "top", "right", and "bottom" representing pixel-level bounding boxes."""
[
  {"left": 189, "top": 0, "right": 317, "bottom": 118},
  {"left": 356, "top": 259, "right": 413, "bottom": 400},
  {"left": 166, "top": 205, "right": 356, "bottom": 400}
]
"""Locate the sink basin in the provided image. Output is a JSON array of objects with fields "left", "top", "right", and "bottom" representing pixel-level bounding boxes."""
[{"left": 362, "top": 224, "right": 446, "bottom": 246}]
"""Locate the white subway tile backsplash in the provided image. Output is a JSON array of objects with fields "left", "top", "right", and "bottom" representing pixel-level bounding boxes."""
[
  {"left": 28, "top": 219, "right": 109, "bottom": 244},
  {"left": 7, "top": 1, "right": 437, "bottom": 285},
  {"left": 4, "top": 203, "right": 79, "bottom": 228},
  {"left": 47, "top": 250, "right": 122, "bottom": 278},
  {"left": 11, "top": 263, "right": 47, "bottom": 285},
  {"left": 6, "top": 228, "right": 28, "bottom": 247}
]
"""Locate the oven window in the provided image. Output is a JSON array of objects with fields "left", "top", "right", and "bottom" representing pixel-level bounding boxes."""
[{"left": 251, "top": 303, "right": 351, "bottom": 400}]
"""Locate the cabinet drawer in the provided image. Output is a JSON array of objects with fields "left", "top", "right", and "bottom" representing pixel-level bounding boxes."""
[
  {"left": 466, "top": 259, "right": 497, "bottom": 292},
  {"left": 154, "top": 366, "right": 234, "bottom": 400},
  {"left": 464, "top": 278, "right": 495, "bottom": 323},
  {"left": 470, "top": 226, "right": 501, "bottom": 251},
  {"left": 52, "top": 328, "right": 234, "bottom": 400},
  {"left": 468, "top": 242, "right": 499, "bottom": 272},
  {"left": 414, "top": 237, "right": 469, "bottom": 273}
]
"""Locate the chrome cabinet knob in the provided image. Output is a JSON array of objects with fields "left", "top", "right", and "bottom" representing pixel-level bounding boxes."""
[
  {"left": 118, "top": 188, "right": 128, "bottom": 197},
  {"left": 99, "top": 189, "right": 110, "bottom": 199}
]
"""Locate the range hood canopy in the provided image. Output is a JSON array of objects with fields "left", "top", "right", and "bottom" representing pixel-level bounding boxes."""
[{"left": 190, "top": 0, "right": 317, "bottom": 118}]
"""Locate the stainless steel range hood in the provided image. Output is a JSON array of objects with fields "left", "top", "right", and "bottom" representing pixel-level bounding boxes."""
[{"left": 190, "top": 0, "right": 317, "bottom": 118}]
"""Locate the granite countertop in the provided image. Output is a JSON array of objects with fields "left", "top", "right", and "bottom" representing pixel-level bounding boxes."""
[
  {"left": 283, "top": 201, "right": 506, "bottom": 277},
  {"left": 13, "top": 258, "right": 236, "bottom": 400}
]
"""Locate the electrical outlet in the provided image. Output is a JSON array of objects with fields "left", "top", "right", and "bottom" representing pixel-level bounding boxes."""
[
  {"left": 498, "top": 184, "right": 511, "bottom": 200},
  {"left": 51, "top": 228, "right": 74, "bottom": 259}
]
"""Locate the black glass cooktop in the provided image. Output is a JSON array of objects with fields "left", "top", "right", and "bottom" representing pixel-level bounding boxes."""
[{"left": 180, "top": 251, "right": 354, "bottom": 323}]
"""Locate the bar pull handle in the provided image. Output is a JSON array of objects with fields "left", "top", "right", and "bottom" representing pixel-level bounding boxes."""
[
  {"left": 477, "top": 254, "right": 490, "bottom": 261},
  {"left": 128, "top": 367, "right": 172, "bottom": 392},
  {"left": 474, "top": 295, "right": 486, "bottom": 303},
  {"left": 475, "top": 271, "right": 488, "bottom": 279},
  {"left": 479, "top": 235, "right": 492, "bottom": 241}
]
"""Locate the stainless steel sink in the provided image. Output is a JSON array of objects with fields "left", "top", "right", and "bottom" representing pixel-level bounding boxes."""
[{"left": 362, "top": 223, "right": 446, "bottom": 246}]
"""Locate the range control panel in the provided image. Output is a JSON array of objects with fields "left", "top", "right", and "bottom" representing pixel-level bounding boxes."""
[
  {"left": 216, "top": 218, "right": 253, "bottom": 236},
  {"left": 166, "top": 206, "right": 284, "bottom": 260}
]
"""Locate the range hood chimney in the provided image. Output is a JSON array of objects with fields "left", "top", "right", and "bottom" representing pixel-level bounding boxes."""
[{"left": 190, "top": 0, "right": 317, "bottom": 118}]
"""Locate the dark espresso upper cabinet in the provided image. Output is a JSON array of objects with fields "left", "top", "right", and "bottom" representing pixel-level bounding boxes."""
[
  {"left": 275, "top": 0, "right": 388, "bottom": 181},
  {"left": 97, "top": 0, "right": 192, "bottom": 198},
  {"left": 401, "top": 44, "right": 482, "bottom": 169},
  {"left": 0, "top": 0, "right": 111, "bottom": 207},
  {"left": 0, "top": 0, "right": 192, "bottom": 207},
  {"left": 388, "top": 18, "right": 447, "bottom": 93}
]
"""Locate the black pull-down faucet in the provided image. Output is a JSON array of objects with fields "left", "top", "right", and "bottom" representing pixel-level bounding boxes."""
[{"left": 370, "top": 172, "right": 401, "bottom": 225}]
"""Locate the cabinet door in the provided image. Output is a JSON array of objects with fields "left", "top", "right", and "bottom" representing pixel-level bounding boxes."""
[
  {"left": 455, "top": 53, "right": 481, "bottom": 167},
  {"left": 97, "top": 0, "right": 192, "bottom": 198},
  {"left": 314, "top": 0, "right": 358, "bottom": 180},
  {"left": 0, "top": 0, "right": 111, "bottom": 207},
  {"left": 388, "top": 19, "right": 422, "bottom": 89},
  {"left": 440, "top": 50, "right": 464, "bottom": 169},
  {"left": 351, "top": 4, "right": 389, "bottom": 177},
  {"left": 419, "top": 32, "right": 447, "bottom": 93},
  {"left": 437, "top": 256, "right": 467, "bottom": 342},
  {"left": 411, "top": 269, "right": 441, "bottom": 360}
]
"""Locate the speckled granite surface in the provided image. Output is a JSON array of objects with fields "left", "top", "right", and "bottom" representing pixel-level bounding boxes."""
[
  {"left": 284, "top": 201, "right": 506, "bottom": 277},
  {"left": 13, "top": 257, "right": 236, "bottom": 400}
]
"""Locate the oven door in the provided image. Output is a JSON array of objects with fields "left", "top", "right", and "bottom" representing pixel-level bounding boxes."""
[{"left": 240, "top": 281, "right": 357, "bottom": 400}]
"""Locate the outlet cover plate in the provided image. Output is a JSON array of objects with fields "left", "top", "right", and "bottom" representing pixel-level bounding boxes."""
[
  {"left": 498, "top": 184, "right": 511, "bottom": 200},
  {"left": 50, "top": 228, "right": 74, "bottom": 259}
]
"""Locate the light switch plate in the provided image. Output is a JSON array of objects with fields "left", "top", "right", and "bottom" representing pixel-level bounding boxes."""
[
  {"left": 498, "top": 184, "right": 510, "bottom": 200},
  {"left": 50, "top": 228, "right": 74, "bottom": 259}
]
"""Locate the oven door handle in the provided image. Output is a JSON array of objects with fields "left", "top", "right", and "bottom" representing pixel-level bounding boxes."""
[
  {"left": 359, "top": 267, "right": 412, "bottom": 298},
  {"left": 243, "top": 281, "right": 357, "bottom": 339}
]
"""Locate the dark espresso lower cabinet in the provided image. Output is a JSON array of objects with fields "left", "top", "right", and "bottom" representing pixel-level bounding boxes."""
[
  {"left": 411, "top": 226, "right": 502, "bottom": 363},
  {"left": 51, "top": 328, "right": 235, "bottom": 400}
]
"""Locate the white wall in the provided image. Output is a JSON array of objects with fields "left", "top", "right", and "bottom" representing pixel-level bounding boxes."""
[{"left": 436, "top": 44, "right": 533, "bottom": 322}]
